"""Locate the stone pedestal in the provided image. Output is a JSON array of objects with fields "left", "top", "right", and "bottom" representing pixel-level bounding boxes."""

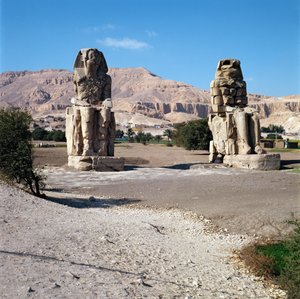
[
  {"left": 223, "top": 154, "right": 281, "bottom": 170},
  {"left": 68, "top": 156, "right": 125, "bottom": 171}
]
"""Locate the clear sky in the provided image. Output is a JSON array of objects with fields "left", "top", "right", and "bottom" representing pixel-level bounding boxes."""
[{"left": 1, "top": 0, "right": 299, "bottom": 96}]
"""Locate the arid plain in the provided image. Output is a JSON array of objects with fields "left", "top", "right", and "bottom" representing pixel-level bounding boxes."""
[
  {"left": 1, "top": 143, "right": 299, "bottom": 298},
  {"left": 34, "top": 143, "right": 300, "bottom": 237}
]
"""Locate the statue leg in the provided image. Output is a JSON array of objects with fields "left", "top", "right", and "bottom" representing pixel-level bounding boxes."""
[
  {"left": 250, "top": 113, "right": 266, "bottom": 154},
  {"left": 108, "top": 112, "right": 116, "bottom": 156},
  {"left": 209, "top": 140, "right": 217, "bottom": 162},
  {"left": 74, "top": 108, "right": 83, "bottom": 155},
  {"left": 80, "top": 106, "right": 95, "bottom": 156},
  {"left": 97, "top": 107, "right": 111, "bottom": 156},
  {"left": 234, "top": 109, "right": 252, "bottom": 154}
]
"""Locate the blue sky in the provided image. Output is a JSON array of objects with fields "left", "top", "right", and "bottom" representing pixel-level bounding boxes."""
[{"left": 1, "top": 0, "right": 299, "bottom": 96}]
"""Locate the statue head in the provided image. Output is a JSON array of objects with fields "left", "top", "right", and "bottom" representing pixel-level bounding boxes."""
[
  {"left": 215, "top": 59, "right": 243, "bottom": 80},
  {"left": 74, "top": 48, "right": 108, "bottom": 76}
]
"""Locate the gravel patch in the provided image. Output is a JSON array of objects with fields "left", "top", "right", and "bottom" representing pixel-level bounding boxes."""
[{"left": 0, "top": 182, "right": 286, "bottom": 298}]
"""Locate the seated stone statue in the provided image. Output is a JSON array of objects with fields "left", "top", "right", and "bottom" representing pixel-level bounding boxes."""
[
  {"left": 208, "top": 59, "right": 265, "bottom": 163},
  {"left": 66, "top": 48, "right": 115, "bottom": 157}
]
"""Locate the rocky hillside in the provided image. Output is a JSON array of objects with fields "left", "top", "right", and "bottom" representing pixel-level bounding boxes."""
[{"left": 0, "top": 68, "right": 299, "bottom": 133}]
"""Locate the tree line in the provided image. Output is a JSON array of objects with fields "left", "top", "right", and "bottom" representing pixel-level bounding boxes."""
[
  {"left": 32, "top": 126, "right": 66, "bottom": 141},
  {"left": 116, "top": 119, "right": 212, "bottom": 150}
]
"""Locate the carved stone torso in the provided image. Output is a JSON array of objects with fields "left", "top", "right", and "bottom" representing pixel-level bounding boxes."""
[
  {"left": 74, "top": 70, "right": 111, "bottom": 105},
  {"left": 210, "top": 59, "right": 248, "bottom": 111}
]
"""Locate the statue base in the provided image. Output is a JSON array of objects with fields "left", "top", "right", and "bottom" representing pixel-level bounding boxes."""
[
  {"left": 223, "top": 154, "right": 281, "bottom": 170},
  {"left": 68, "top": 156, "right": 125, "bottom": 171}
]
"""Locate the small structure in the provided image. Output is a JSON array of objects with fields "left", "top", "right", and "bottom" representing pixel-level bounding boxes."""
[
  {"left": 208, "top": 59, "right": 280, "bottom": 170},
  {"left": 66, "top": 48, "right": 124, "bottom": 171}
]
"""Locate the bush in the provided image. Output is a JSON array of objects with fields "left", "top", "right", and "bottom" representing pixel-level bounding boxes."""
[
  {"left": 32, "top": 127, "right": 66, "bottom": 141},
  {"left": 267, "top": 133, "right": 283, "bottom": 140},
  {"left": 32, "top": 127, "right": 48, "bottom": 140},
  {"left": 261, "top": 124, "right": 284, "bottom": 133},
  {"left": 127, "top": 128, "right": 135, "bottom": 143},
  {"left": 135, "top": 132, "right": 153, "bottom": 144},
  {"left": 0, "top": 108, "right": 45, "bottom": 197},
  {"left": 154, "top": 135, "right": 162, "bottom": 143},
  {"left": 163, "top": 129, "right": 174, "bottom": 141},
  {"left": 174, "top": 119, "right": 212, "bottom": 150},
  {"left": 244, "top": 219, "right": 300, "bottom": 299}
]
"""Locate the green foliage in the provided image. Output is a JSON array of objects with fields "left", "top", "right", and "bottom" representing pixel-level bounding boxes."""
[
  {"left": 256, "top": 243, "right": 290, "bottom": 276},
  {"left": 47, "top": 130, "right": 66, "bottom": 142},
  {"left": 32, "top": 126, "right": 48, "bottom": 140},
  {"left": 256, "top": 219, "right": 300, "bottom": 298},
  {"left": 135, "top": 132, "right": 153, "bottom": 144},
  {"left": 115, "top": 129, "right": 124, "bottom": 139},
  {"left": 32, "top": 127, "right": 66, "bottom": 141},
  {"left": 126, "top": 128, "right": 135, "bottom": 142},
  {"left": 163, "top": 129, "right": 174, "bottom": 141},
  {"left": 0, "top": 108, "right": 45, "bottom": 197},
  {"left": 266, "top": 133, "right": 283, "bottom": 140},
  {"left": 174, "top": 119, "right": 212, "bottom": 150},
  {"left": 261, "top": 124, "right": 284, "bottom": 133},
  {"left": 154, "top": 135, "right": 162, "bottom": 143}
]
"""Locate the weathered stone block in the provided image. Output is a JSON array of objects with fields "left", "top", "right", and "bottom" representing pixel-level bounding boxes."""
[
  {"left": 223, "top": 154, "right": 281, "bottom": 170},
  {"left": 68, "top": 156, "right": 125, "bottom": 171}
]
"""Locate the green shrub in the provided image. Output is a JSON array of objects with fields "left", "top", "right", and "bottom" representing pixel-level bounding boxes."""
[
  {"left": 0, "top": 108, "right": 45, "bottom": 197},
  {"left": 174, "top": 118, "right": 212, "bottom": 150},
  {"left": 256, "top": 220, "right": 300, "bottom": 298},
  {"left": 32, "top": 126, "right": 66, "bottom": 141}
]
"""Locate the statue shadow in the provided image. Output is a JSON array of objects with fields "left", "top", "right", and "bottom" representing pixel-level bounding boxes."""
[
  {"left": 124, "top": 165, "right": 144, "bottom": 171},
  {"left": 45, "top": 195, "right": 141, "bottom": 209},
  {"left": 280, "top": 159, "right": 300, "bottom": 169},
  {"left": 162, "top": 162, "right": 204, "bottom": 170}
]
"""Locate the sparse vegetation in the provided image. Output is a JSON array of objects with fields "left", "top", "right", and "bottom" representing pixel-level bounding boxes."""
[
  {"left": 126, "top": 128, "right": 135, "bottom": 143},
  {"left": 240, "top": 219, "right": 300, "bottom": 299},
  {"left": 174, "top": 118, "right": 212, "bottom": 150},
  {"left": 32, "top": 126, "right": 66, "bottom": 141},
  {"left": 0, "top": 108, "right": 45, "bottom": 197},
  {"left": 261, "top": 124, "right": 285, "bottom": 134},
  {"left": 154, "top": 135, "right": 162, "bottom": 143},
  {"left": 115, "top": 129, "right": 124, "bottom": 139},
  {"left": 266, "top": 133, "right": 283, "bottom": 140},
  {"left": 163, "top": 129, "right": 174, "bottom": 142}
]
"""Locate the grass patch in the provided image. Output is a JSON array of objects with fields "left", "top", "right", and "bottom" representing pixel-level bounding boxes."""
[
  {"left": 287, "top": 167, "right": 300, "bottom": 173},
  {"left": 268, "top": 148, "right": 300, "bottom": 153},
  {"left": 240, "top": 220, "right": 300, "bottom": 299}
]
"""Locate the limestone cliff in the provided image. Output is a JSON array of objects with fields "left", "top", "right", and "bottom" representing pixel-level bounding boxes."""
[{"left": 0, "top": 68, "right": 299, "bottom": 133}]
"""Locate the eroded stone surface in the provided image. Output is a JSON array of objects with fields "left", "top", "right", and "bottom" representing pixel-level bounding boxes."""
[
  {"left": 65, "top": 48, "right": 124, "bottom": 171},
  {"left": 223, "top": 154, "right": 281, "bottom": 170},
  {"left": 208, "top": 59, "right": 270, "bottom": 168},
  {"left": 68, "top": 156, "right": 125, "bottom": 171}
]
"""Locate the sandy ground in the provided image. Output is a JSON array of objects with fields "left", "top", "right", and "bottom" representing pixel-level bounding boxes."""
[
  {"left": 1, "top": 143, "right": 298, "bottom": 298},
  {"left": 34, "top": 144, "right": 300, "bottom": 237},
  {"left": 0, "top": 182, "right": 286, "bottom": 298}
]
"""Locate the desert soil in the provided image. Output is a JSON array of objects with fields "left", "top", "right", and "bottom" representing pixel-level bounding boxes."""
[
  {"left": 35, "top": 143, "right": 300, "bottom": 237},
  {"left": 0, "top": 143, "right": 299, "bottom": 298}
]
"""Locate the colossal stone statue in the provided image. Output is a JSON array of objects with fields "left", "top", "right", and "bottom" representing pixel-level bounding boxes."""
[
  {"left": 208, "top": 59, "right": 280, "bottom": 169},
  {"left": 66, "top": 48, "right": 124, "bottom": 171}
]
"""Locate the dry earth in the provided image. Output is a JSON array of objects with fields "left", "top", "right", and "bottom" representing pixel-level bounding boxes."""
[
  {"left": 1, "top": 144, "right": 299, "bottom": 298},
  {"left": 34, "top": 143, "right": 300, "bottom": 237},
  {"left": 0, "top": 183, "right": 287, "bottom": 299}
]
